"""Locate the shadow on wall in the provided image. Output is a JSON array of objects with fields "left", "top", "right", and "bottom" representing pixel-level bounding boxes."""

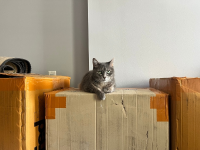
[
  {"left": 42, "top": 0, "right": 89, "bottom": 87},
  {"left": 73, "top": 0, "right": 89, "bottom": 87}
]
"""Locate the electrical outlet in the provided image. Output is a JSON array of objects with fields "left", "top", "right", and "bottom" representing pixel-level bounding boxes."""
[{"left": 48, "top": 71, "right": 56, "bottom": 76}]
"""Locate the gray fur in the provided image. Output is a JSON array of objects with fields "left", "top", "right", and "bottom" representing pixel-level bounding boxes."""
[{"left": 80, "top": 58, "right": 116, "bottom": 100}]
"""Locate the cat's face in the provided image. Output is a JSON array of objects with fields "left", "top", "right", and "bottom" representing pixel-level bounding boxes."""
[{"left": 93, "top": 58, "right": 114, "bottom": 82}]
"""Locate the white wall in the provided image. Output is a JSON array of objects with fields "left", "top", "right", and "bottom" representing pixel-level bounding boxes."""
[
  {"left": 0, "top": 0, "right": 89, "bottom": 87},
  {"left": 0, "top": 0, "right": 45, "bottom": 74},
  {"left": 88, "top": 0, "right": 200, "bottom": 88},
  {"left": 42, "top": 0, "right": 89, "bottom": 87}
]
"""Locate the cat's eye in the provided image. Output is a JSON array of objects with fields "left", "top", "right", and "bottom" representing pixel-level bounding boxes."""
[
  {"left": 97, "top": 71, "right": 102, "bottom": 75},
  {"left": 107, "top": 70, "right": 111, "bottom": 73}
]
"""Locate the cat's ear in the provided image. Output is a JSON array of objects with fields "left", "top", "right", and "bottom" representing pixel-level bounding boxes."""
[
  {"left": 93, "top": 58, "right": 99, "bottom": 68},
  {"left": 109, "top": 58, "right": 114, "bottom": 67}
]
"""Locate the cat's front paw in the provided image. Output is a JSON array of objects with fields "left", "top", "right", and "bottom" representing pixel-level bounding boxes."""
[
  {"left": 103, "top": 87, "right": 110, "bottom": 93},
  {"left": 98, "top": 92, "right": 106, "bottom": 100},
  {"left": 103, "top": 86, "right": 114, "bottom": 93}
]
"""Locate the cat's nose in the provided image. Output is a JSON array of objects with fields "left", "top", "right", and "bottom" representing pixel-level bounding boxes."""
[{"left": 103, "top": 76, "right": 106, "bottom": 79}]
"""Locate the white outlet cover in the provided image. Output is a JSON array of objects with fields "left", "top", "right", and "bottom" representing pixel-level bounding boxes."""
[{"left": 48, "top": 71, "right": 56, "bottom": 76}]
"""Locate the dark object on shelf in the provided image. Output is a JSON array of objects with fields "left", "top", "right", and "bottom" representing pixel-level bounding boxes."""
[{"left": 0, "top": 56, "right": 31, "bottom": 73}]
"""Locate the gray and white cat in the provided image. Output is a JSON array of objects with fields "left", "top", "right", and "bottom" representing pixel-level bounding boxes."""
[{"left": 80, "top": 58, "right": 116, "bottom": 100}]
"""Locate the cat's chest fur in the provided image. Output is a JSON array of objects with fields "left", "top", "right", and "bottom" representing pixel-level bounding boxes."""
[{"left": 98, "top": 81, "right": 111, "bottom": 89}]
